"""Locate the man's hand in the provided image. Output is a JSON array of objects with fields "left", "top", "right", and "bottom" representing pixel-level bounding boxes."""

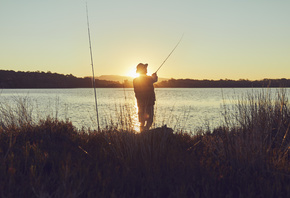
[
  {"left": 152, "top": 72, "right": 158, "bottom": 82},
  {"left": 152, "top": 73, "right": 157, "bottom": 77}
]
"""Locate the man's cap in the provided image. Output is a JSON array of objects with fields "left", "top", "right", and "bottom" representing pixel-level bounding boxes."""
[{"left": 136, "top": 63, "right": 148, "bottom": 73}]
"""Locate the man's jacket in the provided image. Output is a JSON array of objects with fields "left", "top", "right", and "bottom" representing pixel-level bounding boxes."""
[{"left": 133, "top": 74, "right": 158, "bottom": 106}]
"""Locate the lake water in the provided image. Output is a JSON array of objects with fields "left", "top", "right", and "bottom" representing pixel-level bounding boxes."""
[{"left": 0, "top": 88, "right": 289, "bottom": 132}]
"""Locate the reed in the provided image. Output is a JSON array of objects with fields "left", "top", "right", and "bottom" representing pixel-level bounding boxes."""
[
  {"left": 0, "top": 89, "right": 289, "bottom": 197},
  {"left": 218, "top": 89, "right": 289, "bottom": 169}
]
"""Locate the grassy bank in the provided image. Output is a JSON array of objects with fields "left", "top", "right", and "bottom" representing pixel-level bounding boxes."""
[{"left": 0, "top": 90, "right": 289, "bottom": 197}]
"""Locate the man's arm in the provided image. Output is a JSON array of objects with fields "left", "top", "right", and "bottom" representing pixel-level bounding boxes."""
[{"left": 151, "top": 73, "right": 158, "bottom": 83}]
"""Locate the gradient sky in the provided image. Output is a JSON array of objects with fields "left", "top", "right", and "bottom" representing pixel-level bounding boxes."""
[{"left": 1, "top": 0, "right": 289, "bottom": 80}]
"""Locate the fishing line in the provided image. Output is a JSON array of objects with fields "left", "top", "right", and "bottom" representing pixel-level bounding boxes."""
[
  {"left": 85, "top": 1, "right": 100, "bottom": 130},
  {"left": 155, "top": 33, "right": 184, "bottom": 73}
]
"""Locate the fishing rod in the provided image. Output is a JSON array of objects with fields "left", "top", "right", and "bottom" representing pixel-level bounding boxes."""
[
  {"left": 155, "top": 33, "right": 184, "bottom": 73},
  {"left": 85, "top": 1, "right": 100, "bottom": 130}
]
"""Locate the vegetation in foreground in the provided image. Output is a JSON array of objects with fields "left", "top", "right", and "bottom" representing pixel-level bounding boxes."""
[{"left": 0, "top": 90, "right": 289, "bottom": 198}]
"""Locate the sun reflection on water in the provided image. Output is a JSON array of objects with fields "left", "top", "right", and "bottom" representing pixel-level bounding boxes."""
[{"left": 131, "top": 101, "right": 140, "bottom": 132}]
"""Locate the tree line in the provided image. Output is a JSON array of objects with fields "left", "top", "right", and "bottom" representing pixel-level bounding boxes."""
[
  {"left": 0, "top": 70, "right": 123, "bottom": 88},
  {"left": 155, "top": 78, "right": 290, "bottom": 88},
  {"left": 1, "top": 70, "right": 290, "bottom": 88}
]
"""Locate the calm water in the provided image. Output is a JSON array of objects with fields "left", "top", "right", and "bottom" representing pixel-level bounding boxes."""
[{"left": 0, "top": 88, "right": 289, "bottom": 132}]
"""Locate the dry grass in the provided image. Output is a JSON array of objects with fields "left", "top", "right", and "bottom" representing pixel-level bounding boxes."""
[{"left": 0, "top": 89, "right": 289, "bottom": 197}]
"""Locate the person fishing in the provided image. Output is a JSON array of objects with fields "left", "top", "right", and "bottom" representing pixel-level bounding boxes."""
[{"left": 133, "top": 63, "right": 158, "bottom": 131}]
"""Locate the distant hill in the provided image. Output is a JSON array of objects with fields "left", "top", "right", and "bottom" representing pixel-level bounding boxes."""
[
  {"left": 96, "top": 75, "right": 133, "bottom": 82},
  {"left": 96, "top": 75, "right": 169, "bottom": 83}
]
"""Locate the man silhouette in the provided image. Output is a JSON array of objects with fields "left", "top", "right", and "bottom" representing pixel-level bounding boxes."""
[{"left": 133, "top": 63, "right": 158, "bottom": 131}]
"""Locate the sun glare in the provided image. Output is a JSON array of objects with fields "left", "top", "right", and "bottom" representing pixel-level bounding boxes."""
[{"left": 127, "top": 68, "right": 139, "bottom": 78}]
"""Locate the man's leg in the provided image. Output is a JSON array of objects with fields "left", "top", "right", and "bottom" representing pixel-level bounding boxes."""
[
  {"left": 145, "top": 105, "right": 154, "bottom": 130},
  {"left": 138, "top": 104, "right": 146, "bottom": 131}
]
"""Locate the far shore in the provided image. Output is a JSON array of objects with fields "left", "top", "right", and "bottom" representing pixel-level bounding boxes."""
[{"left": 1, "top": 70, "right": 290, "bottom": 89}]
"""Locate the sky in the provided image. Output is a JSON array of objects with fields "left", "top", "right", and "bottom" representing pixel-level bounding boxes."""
[{"left": 0, "top": 0, "right": 290, "bottom": 80}]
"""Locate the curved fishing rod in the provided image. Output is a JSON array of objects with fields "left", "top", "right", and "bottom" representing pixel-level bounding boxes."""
[
  {"left": 155, "top": 33, "right": 184, "bottom": 73},
  {"left": 85, "top": 1, "right": 100, "bottom": 130}
]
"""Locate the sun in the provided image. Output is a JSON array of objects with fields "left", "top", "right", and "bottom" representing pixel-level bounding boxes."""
[{"left": 127, "top": 68, "right": 139, "bottom": 78}]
